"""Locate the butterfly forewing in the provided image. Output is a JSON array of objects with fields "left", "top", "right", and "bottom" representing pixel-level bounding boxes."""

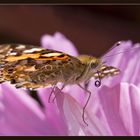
[{"left": 0, "top": 44, "right": 84, "bottom": 89}]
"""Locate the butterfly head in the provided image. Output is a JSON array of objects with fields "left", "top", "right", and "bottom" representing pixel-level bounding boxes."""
[
  {"left": 78, "top": 55, "right": 102, "bottom": 70},
  {"left": 77, "top": 55, "right": 120, "bottom": 84},
  {"left": 76, "top": 55, "right": 103, "bottom": 81}
]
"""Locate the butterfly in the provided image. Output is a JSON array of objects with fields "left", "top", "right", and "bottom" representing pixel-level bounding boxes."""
[{"left": 0, "top": 43, "right": 120, "bottom": 125}]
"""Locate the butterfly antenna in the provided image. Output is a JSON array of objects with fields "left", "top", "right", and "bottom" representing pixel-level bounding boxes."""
[
  {"left": 103, "top": 45, "right": 140, "bottom": 58},
  {"left": 95, "top": 70, "right": 102, "bottom": 87},
  {"left": 101, "top": 41, "right": 140, "bottom": 59},
  {"left": 101, "top": 41, "right": 122, "bottom": 58}
]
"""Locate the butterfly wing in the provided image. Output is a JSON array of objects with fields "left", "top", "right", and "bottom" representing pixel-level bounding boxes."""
[{"left": 0, "top": 44, "right": 83, "bottom": 89}]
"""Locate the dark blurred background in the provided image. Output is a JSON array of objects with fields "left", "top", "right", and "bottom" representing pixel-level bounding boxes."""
[{"left": 0, "top": 5, "right": 140, "bottom": 56}]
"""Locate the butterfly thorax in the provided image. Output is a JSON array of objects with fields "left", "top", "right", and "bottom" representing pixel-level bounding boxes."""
[{"left": 75, "top": 55, "right": 102, "bottom": 83}]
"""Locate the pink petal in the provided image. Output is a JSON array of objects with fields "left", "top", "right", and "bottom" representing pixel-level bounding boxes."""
[
  {"left": 64, "top": 94, "right": 110, "bottom": 136},
  {"left": 120, "top": 43, "right": 140, "bottom": 85},
  {"left": 101, "top": 41, "right": 140, "bottom": 87},
  {"left": 40, "top": 32, "right": 78, "bottom": 56},
  {"left": 119, "top": 83, "right": 140, "bottom": 136},
  {"left": 96, "top": 83, "right": 140, "bottom": 136},
  {"left": 0, "top": 83, "right": 48, "bottom": 136},
  {"left": 38, "top": 87, "right": 69, "bottom": 135},
  {"left": 0, "top": 83, "right": 68, "bottom": 136},
  {"left": 62, "top": 84, "right": 86, "bottom": 105}
]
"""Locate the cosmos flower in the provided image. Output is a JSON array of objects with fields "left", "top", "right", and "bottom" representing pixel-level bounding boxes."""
[
  {"left": 87, "top": 40, "right": 140, "bottom": 136},
  {"left": 0, "top": 32, "right": 140, "bottom": 136}
]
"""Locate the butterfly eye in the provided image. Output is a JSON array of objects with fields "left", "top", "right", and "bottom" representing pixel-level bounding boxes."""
[{"left": 91, "top": 62, "right": 98, "bottom": 69}]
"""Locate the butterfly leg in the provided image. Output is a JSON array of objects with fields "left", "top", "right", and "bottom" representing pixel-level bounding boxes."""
[
  {"left": 48, "top": 85, "right": 56, "bottom": 103},
  {"left": 84, "top": 80, "right": 90, "bottom": 90},
  {"left": 77, "top": 84, "right": 91, "bottom": 126},
  {"left": 52, "top": 84, "right": 65, "bottom": 102}
]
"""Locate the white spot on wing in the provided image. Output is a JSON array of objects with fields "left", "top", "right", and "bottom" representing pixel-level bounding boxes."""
[
  {"left": 23, "top": 48, "right": 43, "bottom": 53},
  {"left": 41, "top": 53, "right": 62, "bottom": 57},
  {"left": 9, "top": 52, "right": 17, "bottom": 56}
]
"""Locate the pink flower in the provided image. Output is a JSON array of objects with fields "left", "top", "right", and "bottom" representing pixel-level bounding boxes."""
[
  {"left": 0, "top": 32, "right": 140, "bottom": 136},
  {"left": 87, "top": 41, "right": 140, "bottom": 136},
  {"left": 41, "top": 34, "right": 140, "bottom": 135}
]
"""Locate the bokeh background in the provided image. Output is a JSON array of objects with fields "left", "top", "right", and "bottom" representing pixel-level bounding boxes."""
[{"left": 0, "top": 5, "right": 140, "bottom": 57}]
